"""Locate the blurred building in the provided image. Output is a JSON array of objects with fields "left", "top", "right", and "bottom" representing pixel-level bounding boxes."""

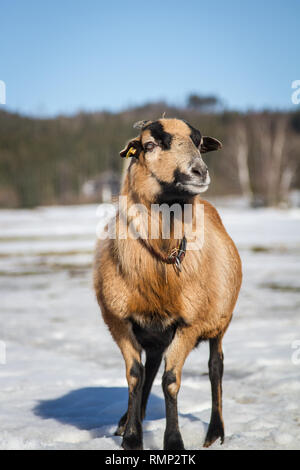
[{"left": 82, "top": 170, "right": 120, "bottom": 202}]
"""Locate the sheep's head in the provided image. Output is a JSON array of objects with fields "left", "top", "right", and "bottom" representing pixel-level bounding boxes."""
[{"left": 120, "top": 118, "right": 222, "bottom": 203}]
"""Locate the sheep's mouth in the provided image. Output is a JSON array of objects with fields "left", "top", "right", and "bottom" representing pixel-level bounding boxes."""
[
  {"left": 175, "top": 172, "right": 211, "bottom": 194},
  {"left": 153, "top": 170, "right": 210, "bottom": 203},
  {"left": 176, "top": 181, "right": 210, "bottom": 194}
]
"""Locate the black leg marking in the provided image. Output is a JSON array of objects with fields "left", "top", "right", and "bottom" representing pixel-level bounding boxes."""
[
  {"left": 162, "top": 370, "right": 185, "bottom": 450},
  {"left": 115, "top": 411, "right": 127, "bottom": 436},
  {"left": 141, "top": 349, "right": 163, "bottom": 420},
  {"left": 115, "top": 349, "right": 163, "bottom": 436},
  {"left": 203, "top": 337, "right": 225, "bottom": 448},
  {"left": 121, "top": 360, "right": 145, "bottom": 450}
]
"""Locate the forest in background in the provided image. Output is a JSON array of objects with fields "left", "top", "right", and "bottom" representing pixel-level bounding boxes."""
[{"left": 0, "top": 96, "right": 300, "bottom": 208}]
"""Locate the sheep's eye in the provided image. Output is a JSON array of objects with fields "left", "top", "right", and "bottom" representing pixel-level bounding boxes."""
[{"left": 144, "top": 142, "right": 156, "bottom": 152}]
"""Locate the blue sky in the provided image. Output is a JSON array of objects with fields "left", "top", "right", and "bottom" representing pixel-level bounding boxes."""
[{"left": 0, "top": 0, "right": 299, "bottom": 116}]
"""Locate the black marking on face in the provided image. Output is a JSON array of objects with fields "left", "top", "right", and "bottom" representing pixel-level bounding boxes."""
[
  {"left": 143, "top": 121, "right": 172, "bottom": 150},
  {"left": 183, "top": 120, "right": 202, "bottom": 148},
  {"left": 150, "top": 168, "right": 196, "bottom": 204}
]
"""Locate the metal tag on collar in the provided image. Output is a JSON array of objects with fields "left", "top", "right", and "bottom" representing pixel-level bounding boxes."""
[
  {"left": 175, "top": 256, "right": 182, "bottom": 272},
  {"left": 179, "top": 235, "right": 187, "bottom": 254},
  {"left": 177, "top": 236, "right": 187, "bottom": 266}
]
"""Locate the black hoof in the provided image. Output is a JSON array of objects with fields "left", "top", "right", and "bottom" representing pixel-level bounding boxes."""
[
  {"left": 115, "top": 412, "right": 128, "bottom": 436},
  {"left": 122, "top": 434, "right": 143, "bottom": 450},
  {"left": 203, "top": 418, "right": 224, "bottom": 448},
  {"left": 164, "top": 432, "right": 185, "bottom": 450},
  {"left": 114, "top": 424, "right": 126, "bottom": 436}
]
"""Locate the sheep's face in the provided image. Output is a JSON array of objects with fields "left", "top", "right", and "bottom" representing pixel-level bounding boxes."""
[{"left": 120, "top": 118, "right": 222, "bottom": 202}]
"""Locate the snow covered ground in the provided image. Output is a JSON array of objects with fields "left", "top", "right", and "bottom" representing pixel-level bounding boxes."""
[{"left": 0, "top": 200, "right": 300, "bottom": 450}]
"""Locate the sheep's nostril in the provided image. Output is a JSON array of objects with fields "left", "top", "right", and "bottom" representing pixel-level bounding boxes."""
[
  {"left": 192, "top": 167, "right": 202, "bottom": 177},
  {"left": 191, "top": 163, "right": 207, "bottom": 178}
]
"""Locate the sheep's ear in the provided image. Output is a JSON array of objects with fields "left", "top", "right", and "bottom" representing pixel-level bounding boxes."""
[
  {"left": 120, "top": 138, "right": 143, "bottom": 159},
  {"left": 200, "top": 136, "right": 222, "bottom": 153}
]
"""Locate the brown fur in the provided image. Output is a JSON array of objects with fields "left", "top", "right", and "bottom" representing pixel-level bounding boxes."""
[{"left": 93, "top": 118, "right": 242, "bottom": 450}]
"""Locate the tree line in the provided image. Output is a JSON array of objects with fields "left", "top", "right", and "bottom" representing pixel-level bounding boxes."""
[{"left": 0, "top": 97, "right": 300, "bottom": 208}]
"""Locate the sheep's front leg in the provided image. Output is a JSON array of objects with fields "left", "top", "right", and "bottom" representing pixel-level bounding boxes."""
[
  {"left": 104, "top": 314, "right": 144, "bottom": 450},
  {"left": 115, "top": 347, "right": 163, "bottom": 437},
  {"left": 162, "top": 368, "right": 184, "bottom": 450},
  {"left": 122, "top": 353, "right": 145, "bottom": 450},
  {"left": 116, "top": 332, "right": 145, "bottom": 451},
  {"left": 162, "top": 326, "right": 199, "bottom": 450}
]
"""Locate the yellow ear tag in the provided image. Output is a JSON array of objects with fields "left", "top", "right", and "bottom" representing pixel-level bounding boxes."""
[{"left": 126, "top": 147, "right": 136, "bottom": 159}]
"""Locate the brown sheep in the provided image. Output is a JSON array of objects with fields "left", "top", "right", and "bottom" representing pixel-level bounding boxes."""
[{"left": 93, "top": 118, "right": 242, "bottom": 450}]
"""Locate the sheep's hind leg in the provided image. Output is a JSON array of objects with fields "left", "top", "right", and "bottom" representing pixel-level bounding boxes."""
[{"left": 203, "top": 335, "right": 225, "bottom": 448}]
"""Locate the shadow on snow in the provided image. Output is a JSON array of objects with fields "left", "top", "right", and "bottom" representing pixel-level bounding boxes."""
[{"left": 33, "top": 386, "right": 166, "bottom": 436}]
